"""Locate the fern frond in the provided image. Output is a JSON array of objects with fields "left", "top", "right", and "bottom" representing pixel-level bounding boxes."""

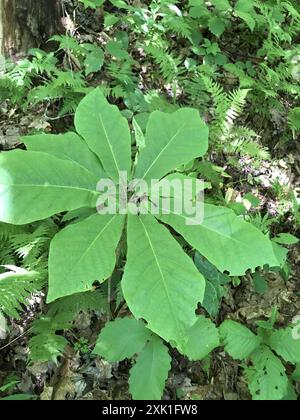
[
  {"left": 146, "top": 44, "right": 184, "bottom": 83},
  {"left": 0, "top": 267, "right": 44, "bottom": 318},
  {"left": 28, "top": 290, "right": 107, "bottom": 363},
  {"left": 29, "top": 314, "right": 71, "bottom": 363},
  {"left": 241, "top": 141, "right": 271, "bottom": 160},
  {"left": 202, "top": 76, "right": 251, "bottom": 140},
  {"left": 201, "top": 75, "right": 228, "bottom": 122},
  {"left": 222, "top": 88, "right": 251, "bottom": 136},
  {"left": 249, "top": 213, "right": 274, "bottom": 235},
  {"left": 51, "top": 70, "right": 86, "bottom": 89},
  {"left": 27, "top": 49, "right": 58, "bottom": 76},
  {"left": 163, "top": 16, "right": 192, "bottom": 38},
  {"left": 50, "top": 35, "right": 82, "bottom": 55},
  {"left": 106, "top": 59, "right": 137, "bottom": 87},
  {"left": 58, "top": 92, "right": 85, "bottom": 116},
  {"left": 29, "top": 333, "right": 68, "bottom": 363},
  {"left": 10, "top": 222, "right": 57, "bottom": 269},
  {"left": 0, "top": 221, "right": 55, "bottom": 319},
  {"left": 181, "top": 74, "right": 209, "bottom": 111}
]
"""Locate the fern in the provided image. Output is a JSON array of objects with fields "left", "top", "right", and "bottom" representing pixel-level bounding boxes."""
[
  {"left": 14, "top": 222, "right": 55, "bottom": 268},
  {"left": 249, "top": 213, "right": 275, "bottom": 235},
  {"left": 240, "top": 141, "right": 271, "bottom": 160},
  {"left": 146, "top": 44, "right": 184, "bottom": 84},
  {"left": 0, "top": 77, "right": 25, "bottom": 104},
  {"left": 0, "top": 223, "right": 27, "bottom": 270},
  {"left": 0, "top": 267, "right": 44, "bottom": 319},
  {"left": 51, "top": 71, "right": 86, "bottom": 89},
  {"left": 106, "top": 59, "right": 136, "bottom": 87},
  {"left": 201, "top": 75, "right": 228, "bottom": 122},
  {"left": 28, "top": 290, "right": 107, "bottom": 363},
  {"left": 27, "top": 49, "right": 59, "bottom": 76},
  {"left": 27, "top": 71, "right": 89, "bottom": 115},
  {"left": 0, "top": 42, "right": 90, "bottom": 115},
  {"left": 29, "top": 314, "right": 72, "bottom": 363},
  {"left": 222, "top": 88, "right": 251, "bottom": 137},
  {"left": 198, "top": 75, "right": 272, "bottom": 162},
  {"left": 0, "top": 49, "right": 59, "bottom": 106},
  {"left": 163, "top": 16, "right": 192, "bottom": 39},
  {"left": 202, "top": 75, "right": 252, "bottom": 141},
  {"left": 181, "top": 73, "right": 210, "bottom": 112},
  {"left": 0, "top": 221, "right": 56, "bottom": 318},
  {"left": 58, "top": 92, "right": 88, "bottom": 116},
  {"left": 50, "top": 35, "right": 83, "bottom": 55}
]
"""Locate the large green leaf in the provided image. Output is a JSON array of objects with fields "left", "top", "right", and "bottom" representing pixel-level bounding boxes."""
[
  {"left": 82, "top": 43, "right": 104, "bottom": 76},
  {"left": 211, "top": 0, "right": 231, "bottom": 11},
  {"left": 93, "top": 317, "right": 151, "bottom": 362},
  {"left": 158, "top": 204, "right": 279, "bottom": 276},
  {"left": 129, "top": 336, "right": 171, "bottom": 400},
  {"left": 75, "top": 88, "right": 131, "bottom": 182},
  {"left": 122, "top": 215, "right": 206, "bottom": 345},
  {"left": 0, "top": 150, "right": 99, "bottom": 225},
  {"left": 246, "top": 346, "right": 288, "bottom": 400},
  {"left": 135, "top": 108, "right": 208, "bottom": 182},
  {"left": 208, "top": 16, "right": 226, "bottom": 37},
  {"left": 266, "top": 328, "right": 300, "bottom": 364},
  {"left": 149, "top": 172, "right": 206, "bottom": 198},
  {"left": 47, "top": 213, "right": 125, "bottom": 302},
  {"left": 235, "top": 0, "right": 256, "bottom": 31},
  {"left": 29, "top": 333, "right": 68, "bottom": 364},
  {"left": 219, "top": 320, "right": 261, "bottom": 360},
  {"left": 179, "top": 316, "right": 220, "bottom": 361},
  {"left": 23, "top": 132, "right": 104, "bottom": 177}
]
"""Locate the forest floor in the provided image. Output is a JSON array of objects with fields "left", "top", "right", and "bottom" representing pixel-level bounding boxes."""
[{"left": 0, "top": 0, "right": 300, "bottom": 400}]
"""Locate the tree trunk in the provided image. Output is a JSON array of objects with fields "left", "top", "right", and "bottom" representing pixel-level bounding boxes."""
[{"left": 0, "top": 0, "right": 62, "bottom": 57}]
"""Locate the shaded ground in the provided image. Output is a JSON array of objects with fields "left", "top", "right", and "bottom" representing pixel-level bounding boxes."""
[{"left": 0, "top": 251, "right": 299, "bottom": 400}]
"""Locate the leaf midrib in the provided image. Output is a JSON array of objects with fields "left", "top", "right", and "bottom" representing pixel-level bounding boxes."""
[
  {"left": 97, "top": 113, "right": 120, "bottom": 178},
  {"left": 0, "top": 184, "right": 98, "bottom": 195},
  {"left": 141, "top": 124, "right": 185, "bottom": 180},
  {"left": 161, "top": 209, "right": 256, "bottom": 250},
  {"left": 139, "top": 217, "right": 181, "bottom": 338},
  {"left": 67, "top": 214, "right": 119, "bottom": 278},
  {"left": 53, "top": 152, "right": 99, "bottom": 177}
]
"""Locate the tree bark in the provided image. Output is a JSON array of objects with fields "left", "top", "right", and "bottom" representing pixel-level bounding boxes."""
[{"left": 0, "top": 0, "right": 62, "bottom": 57}]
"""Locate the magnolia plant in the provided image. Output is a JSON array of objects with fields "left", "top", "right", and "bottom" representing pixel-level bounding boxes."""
[{"left": 0, "top": 89, "right": 282, "bottom": 399}]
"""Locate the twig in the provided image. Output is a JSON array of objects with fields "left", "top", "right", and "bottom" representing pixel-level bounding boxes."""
[{"left": 0, "top": 327, "right": 33, "bottom": 352}]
